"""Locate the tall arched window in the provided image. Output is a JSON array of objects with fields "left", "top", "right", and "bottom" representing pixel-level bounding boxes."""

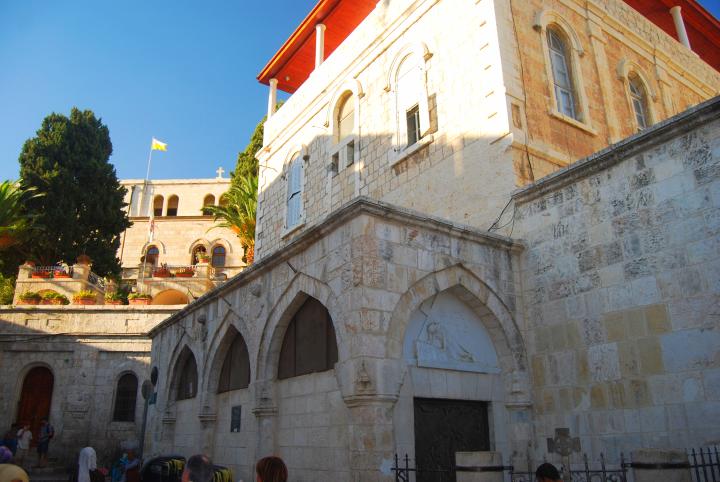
[
  {"left": 192, "top": 245, "right": 208, "bottom": 265},
  {"left": 167, "top": 195, "right": 179, "bottom": 216},
  {"left": 176, "top": 349, "right": 198, "bottom": 400},
  {"left": 218, "top": 333, "right": 251, "bottom": 393},
  {"left": 153, "top": 195, "right": 164, "bottom": 217},
  {"left": 336, "top": 93, "right": 355, "bottom": 142},
  {"left": 145, "top": 245, "right": 160, "bottom": 266},
  {"left": 278, "top": 297, "right": 338, "bottom": 379},
  {"left": 202, "top": 194, "right": 215, "bottom": 215},
  {"left": 628, "top": 74, "right": 650, "bottom": 130},
  {"left": 285, "top": 155, "right": 304, "bottom": 230},
  {"left": 547, "top": 27, "right": 578, "bottom": 120},
  {"left": 396, "top": 56, "right": 424, "bottom": 147},
  {"left": 113, "top": 373, "right": 138, "bottom": 422},
  {"left": 211, "top": 245, "right": 226, "bottom": 267}
]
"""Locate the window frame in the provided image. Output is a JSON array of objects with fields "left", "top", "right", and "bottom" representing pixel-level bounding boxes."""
[
  {"left": 153, "top": 195, "right": 164, "bottom": 217},
  {"left": 112, "top": 372, "right": 138, "bottom": 423},
  {"left": 534, "top": 12, "right": 595, "bottom": 134},
  {"left": 176, "top": 351, "right": 198, "bottom": 401},
  {"left": 616, "top": 60, "right": 657, "bottom": 133},
  {"left": 328, "top": 82, "right": 363, "bottom": 176},
  {"left": 211, "top": 245, "right": 226, "bottom": 268},
  {"left": 217, "top": 333, "right": 251, "bottom": 393},
  {"left": 166, "top": 195, "right": 179, "bottom": 217},
  {"left": 283, "top": 151, "right": 306, "bottom": 235},
  {"left": 145, "top": 245, "right": 160, "bottom": 266}
]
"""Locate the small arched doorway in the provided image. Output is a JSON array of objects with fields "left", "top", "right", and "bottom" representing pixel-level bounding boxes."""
[{"left": 16, "top": 366, "right": 54, "bottom": 445}]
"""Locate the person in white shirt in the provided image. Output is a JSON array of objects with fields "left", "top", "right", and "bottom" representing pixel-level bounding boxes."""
[{"left": 15, "top": 424, "right": 32, "bottom": 468}]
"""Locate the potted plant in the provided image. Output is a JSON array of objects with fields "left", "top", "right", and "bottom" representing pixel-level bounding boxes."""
[
  {"left": 18, "top": 291, "right": 41, "bottom": 305},
  {"left": 41, "top": 292, "right": 69, "bottom": 305},
  {"left": 53, "top": 268, "right": 71, "bottom": 279},
  {"left": 153, "top": 263, "right": 171, "bottom": 278},
  {"left": 197, "top": 254, "right": 211, "bottom": 264},
  {"left": 175, "top": 266, "right": 195, "bottom": 278},
  {"left": 73, "top": 290, "right": 97, "bottom": 305},
  {"left": 128, "top": 293, "right": 152, "bottom": 305},
  {"left": 31, "top": 270, "right": 52, "bottom": 279},
  {"left": 104, "top": 291, "right": 125, "bottom": 305}
]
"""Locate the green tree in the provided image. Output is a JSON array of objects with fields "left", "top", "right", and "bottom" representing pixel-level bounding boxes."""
[
  {"left": 231, "top": 115, "right": 265, "bottom": 182},
  {"left": 206, "top": 175, "right": 258, "bottom": 264},
  {"left": 18, "top": 108, "right": 130, "bottom": 276},
  {"left": 0, "top": 180, "right": 38, "bottom": 249}
]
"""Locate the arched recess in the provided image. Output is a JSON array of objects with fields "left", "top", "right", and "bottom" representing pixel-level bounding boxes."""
[
  {"left": 166, "top": 195, "right": 179, "bottom": 216},
  {"left": 209, "top": 326, "right": 251, "bottom": 394},
  {"left": 326, "top": 79, "right": 364, "bottom": 139},
  {"left": 203, "top": 194, "right": 216, "bottom": 215},
  {"left": 141, "top": 240, "right": 167, "bottom": 255},
  {"left": 256, "top": 273, "right": 348, "bottom": 385},
  {"left": 152, "top": 289, "right": 189, "bottom": 305},
  {"left": 208, "top": 238, "right": 233, "bottom": 254},
  {"left": 15, "top": 365, "right": 54, "bottom": 439},
  {"left": 168, "top": 345, "right": 199, "bottom": 402},
  {"left": 386, "top": 264, "right": 526, "bottom": 374},
  {"left": 112, "top": 371, "right": 139, "bottom": 422},
  {"left": 616, "top": 59, "right": 657, "bottom": 130},
  {"left": 384, "top": 42, "right": 433, "bottom": 148},
  {"left": 153, "top": 195, "right": 164, "bottom": 216}
]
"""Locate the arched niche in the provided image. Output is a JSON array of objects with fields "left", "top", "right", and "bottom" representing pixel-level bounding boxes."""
[{"left": 152, "top": 289, "right": 189, "bottom": 305}]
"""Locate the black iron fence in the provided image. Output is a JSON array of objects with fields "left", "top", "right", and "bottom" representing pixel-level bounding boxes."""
[{"left": 392, "top": 447, "right": 720, "bottom": 482}]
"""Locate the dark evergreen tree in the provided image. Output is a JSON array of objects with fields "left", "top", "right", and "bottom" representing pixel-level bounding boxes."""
[
  {"left": 18, "top": 108, "right": 130, "bottom": 276},
  {"left": 231, "top": 115, "right": 265, "bottom": 183}
]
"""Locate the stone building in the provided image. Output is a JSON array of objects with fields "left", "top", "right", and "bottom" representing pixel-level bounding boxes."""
[
  {"left": 141, "top": 0, "right": 720, "bottom": 481},
  {"left": 0, "top": 174, "right": 245, "bottom": 467}
]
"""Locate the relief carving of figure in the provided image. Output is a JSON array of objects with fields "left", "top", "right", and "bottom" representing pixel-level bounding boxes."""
[{"left": 420, "top": 320, "right": 475, "bottom": 363}]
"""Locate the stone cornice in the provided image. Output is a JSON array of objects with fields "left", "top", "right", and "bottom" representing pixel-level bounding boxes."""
[
  {"left": 512, "top": 96, "right": 720, "bottom": 205},
  {"left": 149, "top": 197, "right": 524, "bottom": 337}
]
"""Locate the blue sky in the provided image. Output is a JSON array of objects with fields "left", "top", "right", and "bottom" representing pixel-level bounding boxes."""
[{"left": 1, "top": 1, "right": 719, "bottom": 182}]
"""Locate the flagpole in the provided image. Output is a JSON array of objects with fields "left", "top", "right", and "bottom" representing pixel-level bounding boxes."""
[{"left": 139, "top": 142, "right": 155, "bottom": 293}]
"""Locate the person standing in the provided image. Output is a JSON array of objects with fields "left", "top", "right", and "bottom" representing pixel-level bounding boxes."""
[
  {"left": 36, "top": 418, "right": 53, "bottom": 468},
  {"left": 78, "top": 447, "right": 97, "bottom": 482},
  {"left": 535, "top": 463, "right": 562, "bottom": 482},
  {"left": 15, "top": 424, "right": 31, "bottom": 469},
  {"left": 180, "top": 454, "right": 214, "bottom": 482}
]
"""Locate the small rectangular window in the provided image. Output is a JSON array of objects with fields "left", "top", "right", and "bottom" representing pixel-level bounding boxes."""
[
  {"left": 406, "top": 105, "right": 421, "bottom": 147},
  {"left": 330, "top": 153, "right": 339, "bottom": 174},
  {"left": 231, "top": 405, "right": 242, "bottom": 432},
  {"left": 346, "top": 141, "right": 355, "bottom": 167}
]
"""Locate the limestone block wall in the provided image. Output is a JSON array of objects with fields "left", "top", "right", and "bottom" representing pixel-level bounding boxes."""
[
  {"left": 256, "top": 0, "right": 516, "bottom": 258},
  {"left": 145, "top": 200, "right": 525, "bottom": 481},
  {"left": 121, "top": 179, "right": 231, "bottom": 218},
  {"left": 512, "top": 98, "right": 720, "bottom": 458},
  {"left": 495, "top": 0, "right": 720, "bottom": 184},
  {"left": 0, "top": 306, "right": 177, "bottom": 464}
]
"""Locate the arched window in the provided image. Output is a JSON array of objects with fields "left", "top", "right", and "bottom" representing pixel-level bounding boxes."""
[
  {"left": 547, "top": 27, "right": 578, "bottom": 120},
  {"left": 628, "top": 74, "right": 650, "bottom": 130},
  {"left": 113, "top": 373, "right": 138, "bottom": 422},
  {"left": 176, "top": 349, "right": 198, "bottom": 400},
  {"left": 202, "top": 194, "right": 215, "bottom": 216},
  {"left": 145, "top": 245, "right": 160, "bottom": 266},
  {"left": 278, "top": 297, "right": 338, "bottom": 379},
  {"left": 336, "top": 93, "right": 355, "bottom": 142},
  {"left": 285, "top": 155, "right": 304, "bottom": 230},
  {"left": 211, "top": 245, "right": 226, "bottom": 267},
  {"left": 192, "top": 245, "right": 208, "bottom": 264},
  {"left": 219, "top": 194, "right": 228, "bottom": 207},
  {"left": 153, "top": 195, "right": 164, "bottom": 217},
  {"left": 218, "top": 333, "right": 251, "bottom": 393},
  {"left": 396, "top": 56, "right": 425, "bottom": 147},
  {"left": 167, "top": 195, "right": 179, "bottom": 216}
]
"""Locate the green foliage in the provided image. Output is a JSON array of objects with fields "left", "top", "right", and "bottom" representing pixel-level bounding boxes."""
[
  {"left": 73, "top": 289, "right": 96, "bottom": 300},
  {"left": 0, "top": 274, "right": 15, "bottom": 304},
  {"left": 19, "top": 291, "right": 40, "bottom": 301},
  {"left": 231, "top": 115, "right": 265, "bottom": 182},
  {"left": 18, "top": 107, "right": 131, "bottom": 277},
  {"left": 206, "top": 175, "right": 258, "bottom": 262},
  {"left": 42, "top": 292, "right": 69, "bottom": 304},
  {"left": 128, "top": 292, "right": 152, "bottom": 300},
  {"left": 0, "top": 180, "right": 39, "bottom": 241}
]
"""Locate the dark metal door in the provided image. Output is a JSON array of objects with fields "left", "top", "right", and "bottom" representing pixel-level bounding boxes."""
[
  {"left": 413, "top": 398, "right": 490, "bottom": 482},
  {"left": 16, "top": 366, "right": 54, "bottom": 447}
]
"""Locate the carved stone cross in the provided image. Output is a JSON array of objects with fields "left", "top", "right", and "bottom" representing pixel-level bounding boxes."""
[
  {"left": 216, "top": 166, "right": 225, "bottom": 179},
  {"left": 547, "top": 428, "right": 581, "bottom": 482}
]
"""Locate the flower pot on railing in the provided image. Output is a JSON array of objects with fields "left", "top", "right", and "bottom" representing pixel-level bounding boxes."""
[
  {"left": 104, "top": 292, "right": 126, "bottom": 305},
  {"left": 31, "top": 271, "right": 52, "bottom": 279},
  {"left": 73, "top": 290, "right": 97, "bottom": 305},
  {"left": 54, "top": 271, "right": 71, "bottom": 279},
  {"left": 128, "top": 294, "right": 152, "bottom": 305},
  {"left": 175, "top": 268, "right": 194, "bottom": 278},
  {"left": 18, "top": 292, "right": 41, "bottom": 305},
  {"left": 41, "top": 292, "right": 69, "bottom": 305}
]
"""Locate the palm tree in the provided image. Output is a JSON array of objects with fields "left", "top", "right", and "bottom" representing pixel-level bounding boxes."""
[
  {"left": 0, "top": 180, "right": 38, "bottom": 249},
  {"left": 206, "top": 175, "right": 258, "bottom": 264}
]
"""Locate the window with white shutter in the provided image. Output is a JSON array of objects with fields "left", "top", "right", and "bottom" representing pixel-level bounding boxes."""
[{"left": 286, "top": 156, "right": 303, "bottom": 229}]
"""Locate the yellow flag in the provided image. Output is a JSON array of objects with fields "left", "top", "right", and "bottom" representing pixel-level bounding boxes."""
[{"left": 151, "top": 137, "right": 168, "bottom": 151}]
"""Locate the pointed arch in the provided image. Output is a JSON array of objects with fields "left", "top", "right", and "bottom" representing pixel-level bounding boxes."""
[
  {"left": 168, "top": 345, "right": 199, "bottom": 401},
  {"left": 202, "top": 310, "right": 252, "bottom": 394},
  {"left": 256, "top": 273, "right": 347, "bottom": 384},
  {"left": 386, "top": 264, "right": 526, "bottom": 373}
]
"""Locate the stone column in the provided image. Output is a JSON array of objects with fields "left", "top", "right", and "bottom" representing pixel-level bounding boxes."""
[
  {"left": 631, "top": 449, "right": 692, "bottom": 482},
  {"left": 670, "top": 6, "right": 691, "bottom": 50},
  {"left": 345, "top": 398, "right": 397, "bottom": 481},
  {"left": 267, "top": 78, "right": 278, "bottom": 119},
  {"left": 252, "top": 380, "right": 278, "bottom": 457},
  {"left": 198, "top": 409, "right": 218, "bottom": 458},
  {"left": 456, "top": 452, "right": 504, "bottom": 482},
  {"left": 315, "top": 23, "right": 326, "bottom": 69}
]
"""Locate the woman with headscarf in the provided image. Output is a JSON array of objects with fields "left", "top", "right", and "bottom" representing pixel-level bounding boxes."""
[{"left": 78, "top": 447, "right": 97, "bottom": 482}]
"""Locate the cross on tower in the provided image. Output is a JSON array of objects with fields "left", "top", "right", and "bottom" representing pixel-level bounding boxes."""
[{"left": 215, "top": 167, "right": 225, "bottom": 179}]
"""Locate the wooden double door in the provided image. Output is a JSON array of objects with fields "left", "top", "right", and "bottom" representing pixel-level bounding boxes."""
[
  {"left": 414, "top": 398, "right": 490, "bottom": 482},
  {"left": 16, "top": 366, "right": 54, "bottom": 446}
]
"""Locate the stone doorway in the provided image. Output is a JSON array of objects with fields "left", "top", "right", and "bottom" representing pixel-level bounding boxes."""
[
  {"left": 413, "top": 398, "right": 489, "bottom": 482},
  {"left": 16, "top": 366, "right": 54, "bottom": 446}
]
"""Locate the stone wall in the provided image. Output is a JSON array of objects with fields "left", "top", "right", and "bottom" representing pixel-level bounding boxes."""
[
  {"left": 255, "top": 0, "right": 720, "bottom": 259},
  {"left": 0, "top": 306, "right": 177, "bottom": 464},
  {"left": 512, "top": 98, "right": 720, "bottom": 458},
  {"left": 145, "top": 200, "right": 525, "bottom": 481}
]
